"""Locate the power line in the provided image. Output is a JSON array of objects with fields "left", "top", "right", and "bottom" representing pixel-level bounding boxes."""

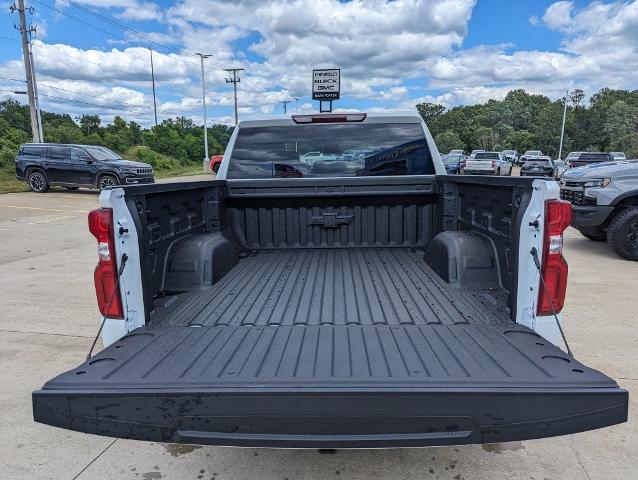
[
  {"left": 39, "top": 93, "right": 132, "bottom": 111},
  {"left": 33, "top": 42, "right": 153, "bottom": 82},
  {"left": 31, "top": 0, "right": 146, "bottom": 50},
  {"left": 0, "top": 75, "right": 26, "bottom": 83},
  {"left": 38, "top": 83, "right": 150, "bottom": 109},
  {"left": 57, "top": 0, "right": 201, "bottom": 67}
]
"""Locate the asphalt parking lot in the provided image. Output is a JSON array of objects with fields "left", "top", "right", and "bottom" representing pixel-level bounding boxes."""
[{"left": 1, "top": 181, "right": 637, "bottom": 480}]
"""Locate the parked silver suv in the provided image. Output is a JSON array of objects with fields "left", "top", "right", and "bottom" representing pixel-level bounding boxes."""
[{"left": 560, "top": 159, "right": 638, "bottom": 260}]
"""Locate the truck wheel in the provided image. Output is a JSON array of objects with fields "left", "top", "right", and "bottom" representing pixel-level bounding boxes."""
[
  {"left": 98, "top": 175, "right": 118, "bottom": 191},
  {"left": 28, "top": 170, "right": 50, "bottom": 193},
  {"left": 606, "top": 207, "right": 638, "bottom": 261}
]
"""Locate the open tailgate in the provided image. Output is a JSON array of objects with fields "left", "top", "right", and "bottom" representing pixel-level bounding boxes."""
[{"left": 33, "top": 323, "right": 627, "bottom": 448}]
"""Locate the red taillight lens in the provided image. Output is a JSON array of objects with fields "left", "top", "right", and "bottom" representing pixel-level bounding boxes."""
[
  {"left": 537, "top": 200, "right": 571, "bottom": 316},
  {"left": 88, "top": 208, "right": 124, "bottom": 319},
  {"left": 492, "top": 160, "right": 496, "bottom": 168}
]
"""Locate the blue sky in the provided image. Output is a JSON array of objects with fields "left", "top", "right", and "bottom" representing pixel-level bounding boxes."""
[{"left": 1, "top": 0, "right": 637, "bottom": 126}]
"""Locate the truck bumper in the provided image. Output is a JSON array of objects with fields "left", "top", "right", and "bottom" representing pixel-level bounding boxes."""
[{"left": 571, "top": 205, "right": 614, "bottom": 228}]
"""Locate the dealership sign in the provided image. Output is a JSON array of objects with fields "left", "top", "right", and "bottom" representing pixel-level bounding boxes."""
[{"left": 312, "top": 69, "right": 340, "bottom": 100}]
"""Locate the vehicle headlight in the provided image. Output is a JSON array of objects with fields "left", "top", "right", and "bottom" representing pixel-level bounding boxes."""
[{"left": 583, "top": 178, "right": 611, "bottom": 188}]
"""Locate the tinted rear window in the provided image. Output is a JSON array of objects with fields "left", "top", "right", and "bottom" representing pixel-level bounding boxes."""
[
  {"left": 578, "top": 153, "right": 612, "bottom": 161},
  {"left": 475, "top": 152, "right": 500, "bottom": 160},
  {"left": 227, "top": 123, "right": 434, "bottom": 178},
  {"left": 523, "top": 160, "right": 551, "bottom": 166},
  {"left": 21, "top": 146, "right": 46, "bottom": 157},
  {"left": 48, "top": 147, "right": 69, "bottom": 159}
]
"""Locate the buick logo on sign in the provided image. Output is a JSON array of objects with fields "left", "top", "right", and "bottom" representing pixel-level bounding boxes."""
[{"left": 312, "top": 69, "right": 340, "bottom": 100}]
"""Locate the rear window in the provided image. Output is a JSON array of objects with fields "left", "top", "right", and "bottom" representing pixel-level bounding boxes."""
[
  {"left": 474, "top": 152, "right": 500, "bottom": 160},
  {"left": 48, "top": 147, "right": 69, "bottom": 160},
  {"left": 523, "top": 159, "right": 551, "bottom": 166},
  {"left": 21, "top": 146, "right": 46, "bottom": 157},
  {"left": 578, "top": 153, "right": 613, "bottom": 161},
  {"left": 226, "top": 123, "right": 434, "bottom": 178}
]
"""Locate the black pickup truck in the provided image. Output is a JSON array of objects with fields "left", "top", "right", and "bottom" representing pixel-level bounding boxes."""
[{"left": 33, "top": 114, "right": 627, "bottom": 448}]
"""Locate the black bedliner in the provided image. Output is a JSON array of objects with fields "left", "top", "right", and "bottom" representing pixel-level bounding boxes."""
[{"left": 153, "top": 248, "right": 510, "bottom": 328}]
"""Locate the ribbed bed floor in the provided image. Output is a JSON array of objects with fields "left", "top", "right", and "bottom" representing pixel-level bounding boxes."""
[{"left": 153, "top": 248, "right": 510, "bottom": 328}]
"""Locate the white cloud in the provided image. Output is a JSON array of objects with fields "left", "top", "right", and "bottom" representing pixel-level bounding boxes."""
[{"left": 542, "top": 1, "right": 574, "bottom": 30}]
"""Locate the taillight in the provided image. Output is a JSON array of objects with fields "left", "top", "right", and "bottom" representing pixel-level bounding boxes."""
[
  {"left": 537, "top": 200, "right": 571, "bottom": 316},
  {"left": 492, "top": 160, "right": 496, "bottom": 168},
  {"left": 88, "top": 208, "right": 124, "bottom": 319}
]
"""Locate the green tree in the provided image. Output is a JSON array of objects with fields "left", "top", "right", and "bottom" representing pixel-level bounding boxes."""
[
  {"left": 434, "top": 130, "right": 465, "bottom": 153},
  {"left": 77, "top": 114, "right": 101, "bottom": 134},
  {"left": 416, "top": 102, "right": 446, "bottom": 123}
]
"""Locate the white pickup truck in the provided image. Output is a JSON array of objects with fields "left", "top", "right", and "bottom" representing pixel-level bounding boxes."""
[
  {"left": 33, "top": 113, "right": 627, "bottom": 449},
  {"left": 464, "top": 151, "right": 512, "bottom": 175}
]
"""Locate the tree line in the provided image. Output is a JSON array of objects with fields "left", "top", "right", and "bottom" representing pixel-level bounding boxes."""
[
  {"left": 417, "top": 88, "right": 638, "bottom": 158},
  {"left": 0, "top": 99, "right": 233, "bottom": 169}
]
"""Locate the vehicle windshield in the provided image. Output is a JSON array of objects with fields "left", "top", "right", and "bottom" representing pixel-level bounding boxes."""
[
  {"left": 474, "top": 152, "right": 500, "bottom": 160},
  {"left": 566, "top": 152, "right": 581, "bottom": 159},
  {"left": 227, "top": 122, "right": 434, "bottom": 178},
  {"left": 84, "top": 146, "right": 122, "bottom": 161},
  {"left": 503, "top": 150, "right": 516, "bottom": 155},
  {"left": 524, "top": 150, "right": 541, "bottom": 156}
]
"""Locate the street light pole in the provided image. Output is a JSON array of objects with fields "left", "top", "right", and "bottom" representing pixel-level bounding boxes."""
[
  {"left": 195, "top": 53, "right": 212, "bottom": 161},
  {"left": 558, "top": 89, "right": 569, "bottom": 160}
]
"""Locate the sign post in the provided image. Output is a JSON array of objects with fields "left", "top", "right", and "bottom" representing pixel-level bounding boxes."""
[{"left": 312, "top": 69, "right": 340, "bottom": 113}]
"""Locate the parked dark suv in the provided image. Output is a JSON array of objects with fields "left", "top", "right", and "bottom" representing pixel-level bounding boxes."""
[{"left": 15, "top": 143, "right": 154, "bottom": 193}]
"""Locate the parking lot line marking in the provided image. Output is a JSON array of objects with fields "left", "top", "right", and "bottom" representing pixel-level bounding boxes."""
[
  {"left": 11, "top": 215, "right": 82, "bottom": 225},
  {"left": 0, "top": 204, "right": 87, "bottom": 214},
  {"left": 6, "top": 192, "right": 98, "bottom": 200}
]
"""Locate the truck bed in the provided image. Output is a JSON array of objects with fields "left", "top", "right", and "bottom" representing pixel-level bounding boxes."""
[
  {"left": 153, "top": 248, "right": 510, "bottom": 328},
  {"left": 33, "top": 178, "right": 627, "bottom": 448}
]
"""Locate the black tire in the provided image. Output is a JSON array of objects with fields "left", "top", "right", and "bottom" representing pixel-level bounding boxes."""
[
  {"left": 580, "top": 231, "right": 607, "bottom": 242},
  {"left": 65, "top": 186, "right": 79, "bottom": 191},
  {"left": 28, "top": 170, "right": 49, "bottom": 193},
  {"left": 606, "top": 207, "right": 638, "bottom": 261},
  {"left": 496, "top": 168, "right": 501, "bottom": 176},
  {"left": 213, "top": 163, "right": 220, "bottom": 174},
  {"left": 98, "top": 175, "right": 118, "bottom": 191}
]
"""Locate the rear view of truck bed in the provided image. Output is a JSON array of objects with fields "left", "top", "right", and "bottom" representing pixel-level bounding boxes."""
[{"left": 33, "top": 176, "right": 627, "bottom": 448}]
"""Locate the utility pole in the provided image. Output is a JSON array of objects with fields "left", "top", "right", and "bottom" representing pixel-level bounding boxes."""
[
  {"left": 149, "top": 48, "right": 158, "bottom": 126},
  {"left": 225, "top": 68, "right": 244, "bottom": 126},
  {"left": 13, "top": 0, "right": 41, "bottom": 142},
  {"left": 28, "top": 26, "right": 43, "bottom": 141},
  {"left": 195, "top": 53, "right": 212, "bottom": 160},
  {"left": 558, "top": 89, "right": 569, "bottom": 160},
  {"left": 293, "top": 97, "right": 300, "bottom": 113},
  {"left": 279, "top": 100, "right": 290, "bottom": 115}
]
